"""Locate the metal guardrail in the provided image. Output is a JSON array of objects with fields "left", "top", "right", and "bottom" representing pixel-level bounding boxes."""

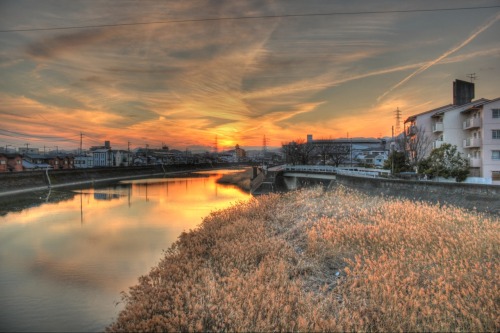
[
  {"left": 283, "top": 165, "right": 390, "bottom": 178},
  {"left": 284, "top": 165, "right": 337, "bottom": 173}
]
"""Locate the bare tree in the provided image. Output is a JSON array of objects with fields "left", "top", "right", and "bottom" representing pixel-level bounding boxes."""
[
  {"left": 315, "top": 143, "right": 329, "bottom": 165},
  {"left": 406, "top": 125, "right": 432, "bottom": 170},
  {"left": 329, "top": 143, "right": 351, "bottom": 167},
  {"left": 282, "top": 139, "right": 316, "bottom": 165},
  {"left": 295, "top": 138, "right": 316, "bottom": 165},
  {"left": 282, "top": 141, "right": 299, "bottom": 165}
]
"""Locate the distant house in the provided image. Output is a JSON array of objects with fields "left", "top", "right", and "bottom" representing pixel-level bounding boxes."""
[
  {"left": 74, "top": 155, "right": 94, "bottom": 169},
  {"left": 58, "top": 155, "right": 74, "bottom": 169},
  {"left": 43, "top": 155, "right": 73, "bottom": 170},
  {"left": 92, "top": 149, "right": 112, "bottom": 167},
  {"left": 358, "top": 152, "right": 387, "bottom": 168},
  {"left": 114, "top": 150, "right": 133, "bottom": 167},
  {"left": 0, "top": 154, "right": 8, "bottom": 172},
  {"left": 23, "top": 154, "right": 54, "bottom": 170},
  {"left": 234, "top": 144, "right": 247, "bottom": 162},
  {"left": 0, "top": 153, "right": 23, "bottom": 172}
]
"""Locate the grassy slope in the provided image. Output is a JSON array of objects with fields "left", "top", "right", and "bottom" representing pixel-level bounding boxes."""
[
  {"left": 107, "top": 186, "right": 499, "bottom": 332},
  {"left": 215, "top": 168, "right": 252, "bottom": 192}
]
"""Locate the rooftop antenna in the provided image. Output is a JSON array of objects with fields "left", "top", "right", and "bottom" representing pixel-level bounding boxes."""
[
  {"left": 394, "top": 107, "right": 402, "bottom": 134},
  {"left": 467, "top": 73, "right": 477, "bottom": 82}
]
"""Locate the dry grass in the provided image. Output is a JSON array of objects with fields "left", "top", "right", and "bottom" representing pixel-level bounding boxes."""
[
  {"left": 107, "top": 186, "right": 499, "bottom": 332},
  {"left": 215, "top": 168, "right": 252, "bottom": 192}
]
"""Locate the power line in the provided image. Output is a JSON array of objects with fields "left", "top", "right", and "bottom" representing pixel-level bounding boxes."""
[
  {"left": 1, "top": 5, "right": 499, "bottom": 33},
  {"left": 0, "top": 129, "right": 79, "bottom": 142}
]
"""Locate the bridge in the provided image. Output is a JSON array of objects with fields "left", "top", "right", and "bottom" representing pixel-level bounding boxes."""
[{"left": 250, "top": 164, "right": 390, "bottom": 194}]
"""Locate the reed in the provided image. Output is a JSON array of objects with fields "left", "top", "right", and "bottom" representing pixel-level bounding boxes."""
[
  {"left": 215, "top": 168, "right": 252, "bottom": 192},
  {"left": 107, "top": 186, "right": 499, "bottom": 332}
]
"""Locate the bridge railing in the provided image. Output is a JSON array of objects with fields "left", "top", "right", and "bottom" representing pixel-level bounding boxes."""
[
  {"left": 284, "top": 164, "right": 390, "bottom": 178},
  {"left": 284, "top": 165, "right": 337, "bottom": 173}
]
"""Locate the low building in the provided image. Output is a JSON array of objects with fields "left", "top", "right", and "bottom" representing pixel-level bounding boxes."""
[
  {"left": 0, "top": 154, "right": 8, "bottom": 172},
  {"left": 92, "top": 149, "right": 113, "bottom": 167},
  {"left": 74, "top": 155, "right": 94, "bottom": 169},
  {"left": 22, "top": 154, "right": 53, "bottom": 170},
  {"left": 357, "top": 152, "right": 387, "bottom": 168},
  {"left": 0, "top": 153, "right": 23, "bottom": 172},
  {"left": 114, "top": 150, "right": 134, "bottom": 167}
]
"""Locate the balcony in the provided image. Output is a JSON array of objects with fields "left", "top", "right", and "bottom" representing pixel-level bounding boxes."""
[
  {"left": 432, "top": 122, "right": 444, "bottom": 133},
  {"left": 433, "top": 140, "right": 444, "bottom": 149},
  {"left": 469, "top": 158, "right": 481, "bottom": 168},
  {"left": 463, "top": 137, "right": 481, "bottom": 148},
  {"left": 432, "top": 123, "right": 443, "bottom": 133},
  {"left": 463, "top": 117, "right": 481, "bottom": 130}
]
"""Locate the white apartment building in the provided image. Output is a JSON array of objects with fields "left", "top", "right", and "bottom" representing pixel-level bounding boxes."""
[
  {"left": 405, "top": 97, "right": 500, "bottom": 185},
  {"left": 462, "top": 98, "right": 500, "bottom": 184}
]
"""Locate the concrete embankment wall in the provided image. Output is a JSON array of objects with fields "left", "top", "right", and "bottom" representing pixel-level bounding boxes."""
[
  {"left": 332, "top": 174, "right": 500, "bottom": 214},
  {"left": 0, "top": 163, "right": 247, "bottom": 195},
  {"left": 0, "top": 166, "right": 163, "bottom": 194}
]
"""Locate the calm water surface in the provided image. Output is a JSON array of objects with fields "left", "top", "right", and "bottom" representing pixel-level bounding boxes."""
[{"left": 0, "top": 170, "right": 250, "bottom": 332}]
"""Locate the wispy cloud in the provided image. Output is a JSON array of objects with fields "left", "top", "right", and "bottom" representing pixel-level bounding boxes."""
[
  {"left": 377, "top": 11, "right": 500, "bottom": 102},
  {"left": 26, "top": 29, "right": 113, "bottom": 59},
  {"left": 1, "top": 1, "right": 499, "bottom": 149}
]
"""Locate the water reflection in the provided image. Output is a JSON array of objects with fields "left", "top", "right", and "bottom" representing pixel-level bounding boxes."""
[{"left": 0, "top": 171, "right": 250, "bottom": 332}]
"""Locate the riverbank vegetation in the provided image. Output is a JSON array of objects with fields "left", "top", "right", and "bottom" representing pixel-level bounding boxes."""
[
  {"left": 215, "top": 168, "right": 252, "bottom": 192},
  {"left": 107, "top": 186, "right": 499, "bottom": 332}
]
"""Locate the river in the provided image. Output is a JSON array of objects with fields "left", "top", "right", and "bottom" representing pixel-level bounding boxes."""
[{"left": 0, "top": 170, "right": 251, "bottom": 332}]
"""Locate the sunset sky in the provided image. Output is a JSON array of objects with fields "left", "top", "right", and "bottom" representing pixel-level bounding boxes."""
[{"left": 1, "top": 0, "right": 499, "bottom": 152}]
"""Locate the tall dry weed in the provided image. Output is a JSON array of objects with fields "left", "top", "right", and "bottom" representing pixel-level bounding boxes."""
[{"left": 107, "top": 186, "right": 499, "bottom": 332}]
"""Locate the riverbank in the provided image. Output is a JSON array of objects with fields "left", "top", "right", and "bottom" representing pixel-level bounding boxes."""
[
  {"left": 107, "top": 186, "right": 499, "bottom": 332},
  {"left": 0, "top": 164, "right": 252, "bottom": 197},
  {"left": 215, "top": 167, "right": 252, "bottom": 192}
]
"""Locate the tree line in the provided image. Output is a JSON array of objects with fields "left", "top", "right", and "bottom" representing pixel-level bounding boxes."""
[{"left": 281, "top": 139, "right": 350, "bottom": 167}]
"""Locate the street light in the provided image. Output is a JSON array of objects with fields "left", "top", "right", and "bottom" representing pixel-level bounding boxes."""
[{"left": 5, "top": 145, "right": 12, "bottom": 153}]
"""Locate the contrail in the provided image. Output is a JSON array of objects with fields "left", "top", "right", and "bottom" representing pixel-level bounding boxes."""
[{"left": 377, "top": 11, "right": 500, "bottom": 102}]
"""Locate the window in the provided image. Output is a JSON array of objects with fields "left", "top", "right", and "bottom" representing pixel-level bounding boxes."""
[
  {"left": 0, "top": 160, "right": 5, "bottom": 165},
  {"left": 492, "top": 171, "right": 500, "bottom": 181},
  {"left": 493, "top": 151, "right": 500, "bottom": 160},
  {"left": 493, "top": 130, "right": 500, "bottom": 139},
  {"left": 493, "top": 109, "right": 500, "bottom": 118}
]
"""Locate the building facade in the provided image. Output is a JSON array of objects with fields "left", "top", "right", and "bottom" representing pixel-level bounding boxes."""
[{"left": 405, "top": 97, "right": 500, "bottom": 185}]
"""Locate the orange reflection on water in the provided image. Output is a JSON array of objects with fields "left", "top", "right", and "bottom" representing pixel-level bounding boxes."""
[{"left": 0, "top": 170, "right": 251, "bottom": 331}]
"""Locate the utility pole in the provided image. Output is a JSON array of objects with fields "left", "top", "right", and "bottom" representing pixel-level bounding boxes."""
[
  {"left": 128, "top": 141, "right": 131, "bottom": 166},
  {"left": 80, "top": 132, "right": 83, "bottom": 155},
  {"left": 262, "top": 134, "right": 268, "bottom": 165},
  {"left": 391, "top": 126, "right": 395, "bottom": 176},
  {"left": 214, "top": 135, "right": 218, "bottom": 155},
  {"left": 347, "top": 132, "right": 352, "bottom": 167},
  {"left": 395, "top": 107, "right": 402, "bottom": 135}
]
